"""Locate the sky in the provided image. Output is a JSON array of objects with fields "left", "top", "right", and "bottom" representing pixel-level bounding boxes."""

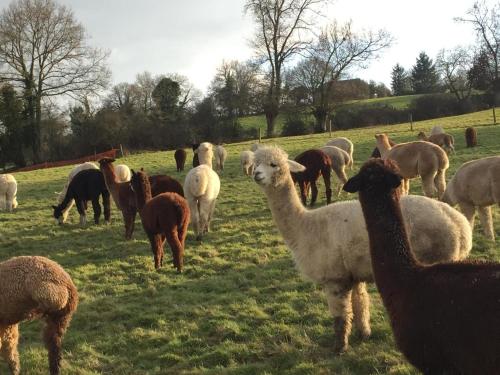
[{"left": 0, "top": 0, "right": 482, "bottom": 93}]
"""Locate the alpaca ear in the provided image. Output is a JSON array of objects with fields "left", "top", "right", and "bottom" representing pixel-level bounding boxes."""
[
  {"left": 287, "top": 160, "right": 306, "bottom": 172},
  {"left": 131, "top": 169, "right": 136, "bottom": 176},
  {"left": 343, "top": 175, "right": 362, "bottom": 193},
  {"left": 51, "top": 205, "right": 58, "bottom": 210}
]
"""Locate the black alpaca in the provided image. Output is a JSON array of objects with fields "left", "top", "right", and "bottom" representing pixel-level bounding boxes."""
[
  {"left": 192, "top": 143, "right": 200, "bottom": 168},
  {"left": 52, "top": 169, "right": 111, "bottom": 225},
  {"left": 344, "top": 158, "right": 500, "bottom": 375}
]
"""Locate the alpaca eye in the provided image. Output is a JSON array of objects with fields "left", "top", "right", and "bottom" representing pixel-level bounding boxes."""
[{"left": 270, "top": 163, "right": 277, "bottom": 168}]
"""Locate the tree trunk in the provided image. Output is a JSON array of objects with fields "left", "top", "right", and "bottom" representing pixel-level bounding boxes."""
[
  {"left": 264, "top": 97, "right": 279, "bottom": 137},
  {"left": 312, "top": 106, "right": 328, "bottom": 132}
]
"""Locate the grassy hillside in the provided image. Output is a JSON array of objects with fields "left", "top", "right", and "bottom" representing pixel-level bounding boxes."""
[{"left": 1, "top": 109, "right": 499, "bottom": 374}]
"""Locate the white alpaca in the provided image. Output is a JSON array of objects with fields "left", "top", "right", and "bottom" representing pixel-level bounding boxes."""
[
  {"left": 252, "top": 146, "right": 471, "bottom": 353},
  {"left": 0, "top": 174, "right": 18, "bottom": 212},
  {"left": 320, "top": 145, "right": 351, "bottom": 195},
  {"left": 240, "top": 151, "right": 255, "bottom": 176},
  {"left": 430, "top": 125, "right": 444, "bottom": 135},
  {"left": 114, "top": 164, "right": 131, "bottom": 182},
  {"left": 325, "top": 137, "right": 354, "bottom": 168},
  {"left": 184, "top": 165, "right": 220, "bottom": 240},
  {"left": 214, "top": 145, "right": 228, "bottom": 171},
  {"left": 196, "top": 142, "right": 214, "bottom": 169},
  {"left": 56, "top": 162, "right": 98, "bottom": 223}
]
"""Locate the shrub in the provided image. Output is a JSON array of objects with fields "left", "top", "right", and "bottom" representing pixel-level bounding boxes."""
[{"left": 281, "top": 116, "right": 314, "bottom": 137}]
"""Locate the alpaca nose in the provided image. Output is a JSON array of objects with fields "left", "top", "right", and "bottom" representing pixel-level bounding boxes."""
[{"left": 254, "top": 171, "right": 264, "bottom": 182}]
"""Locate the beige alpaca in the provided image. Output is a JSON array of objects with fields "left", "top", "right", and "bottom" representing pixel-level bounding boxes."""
[
  {"left": 325, "top": 137, "right": 354, "bottom": 168},
  {"left": 214, "top": 145, "right": 228, "bottom": 171},
  {"left": 240, "top": 150, "right": 254, "bottom": 176},
  {"left": 196, "top": 142, "right": 214, "bottom": 169},
  {"left": 417, "top": 131, "right": 455, "bottom": 154},
  {"left": 252, "top": 146, "right": 471, "bottom": 353},
  {"left": 430, "top": 125, "right": 444, "bottom": 135},
  {"left": 319, "top": 146, "right": 351, "bottom": 195},
  {"left": 0, "top": 174, "right": 18, "bottom": 212},
  {"left": 442, "top": 156, "right": 500, "bottom": 241},
  {"left": 376, "top": 133, "right": 449, "bottom": 198}
]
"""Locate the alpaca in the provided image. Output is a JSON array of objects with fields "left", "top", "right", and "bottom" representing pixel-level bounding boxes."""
[
  {"left": 174, "top": 149, "right": 187, "bottom": 172},
  {"left": 0, "top": 256, "right": 78, "bottom": 375},
  {"left": 371, "top": 137, "right": 396, "bottom": 158},
  {"left": 375, "top": 133, "right": 449, "bottom": 198},
  {"left": 250, "top": 143, "right": 261, "bottom": 152},
  {"left": 114, "top": 164, "right": 131, "bottom": 182},
  {"left": 430, "top": 125, "right": 444, "bottom": 135},
  {"left": 252, "top": 146, "right": 471, "bottom": 353},
  {"left": 98, "top": 157, "right": 184, "bottom": 240},
  {"left": 52, "top": 169, "right": 110, "bottom": 225},
  {"left": 214, "top": 145, "right": 228, "bottom": 171},
  {"left": 417, "top": 131, "right": 455, "bottom": 154},
  {"left": 56, "top": 162, "right": 98, "bottom": 223},
  {"left": 184, "top": 165, "right": 220, "bottom": 241},
  {"left": 344, "top": 158, "right": 500, "bottom": 375},
  {"left": 192, "top": 143, "right": 200, "bottom": 167},
  {"left": 291, "top": 149, "right": 332, "bottom": 206},
  {"left": 130, "top": 170, "right": 190, "bottom": 271},
  {"left": 442, "top": 156, "right": 500, "bottom": 241},
  {"left": 465, "top": 127, "right": 477, "bottom": 147},
  {"left": 325, "top": 137, "right": 354, "bottom": 167},
  {"left": 319, "top": 146, "right": 350, "bottom": 196},
  {"left": 0, "top": 174, "right": 18, "bottom": 212},
  {"left": 240, "top": 150, "right": 255, "bottom": 176},
  {"left": 197, "top": 142, "right": 214, "bottom": 168}
]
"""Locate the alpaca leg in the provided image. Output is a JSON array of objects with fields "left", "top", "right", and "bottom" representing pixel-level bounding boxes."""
[
  {"left": 324, "top": 283, "right": 353, "bottom": 354},
  {"left": 459, "top": 202, "right": 476, "bottom": 229},
  {"left": 323, "top": 169, "right": 332, "bottom": 204},
  {"left": 61, "top": 199, "right": 74, "bottom": 223},
  {"left": 298, "top": 181, "right": 308, "bottom": 206},
  {"left": 0, "top": 194, "right": 6, "bottom": 210},
  {"left": 102, "top": 192, "right": 111, "bottom": 224},
  {"left": 159, "top": 234, "right": 166, "bottom": 268},
  {"left": 0, "top": 324, "right": 20, "bottom": 375},
  {"left": 206, "top": 200, "right": 217, "bottom": 233},
  {"left": 188, "top": 199, "right": 200, "bottom": 240},
  {"left": 351, "top": 282, "right": 371, "bottom": 339},
  {"left": 335, "top": 168, "right": 348, "bottom": 197},
  {"left": 310, "top": 181, "right": 318, "bottom": 206},
  {"left": 402, "top": 179, "right": 410, "bottom": 195},
  {"left": 166, "top": 230, "right": 184, "bottom": 272},
  {"left": 421, "top": 174, "right": 436, "bottom": 198},
  {"left": 44, "top": 311, "right": 73, "bottom": 375},
  {"left": 198, "top": 200, "right": 211, "bottom": 238},
  {"left": 147, "top": 233, "right": 162, "bottom": 269},
  {"left": 478, "top": 205, "right": 495, "bottom": 241},
  {"left": 91, "top": 199, "right": 101, "bottom": 225},
  {"left": 76, "top": 200, "right": 87, "bottom": 226},
  {"left": 434, "top": 170, "right": 447, "bottom": 199}
]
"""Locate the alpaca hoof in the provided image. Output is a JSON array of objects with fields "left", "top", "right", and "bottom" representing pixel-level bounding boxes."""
[
  {"left": 333, "top": 342, "right": 349, "bottom": 355},
  {"left": 358, "top": 329, "right": 371, "bottom": 340}
]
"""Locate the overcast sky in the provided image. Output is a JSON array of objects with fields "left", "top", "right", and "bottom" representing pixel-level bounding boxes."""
[{"left": 0, "top": 0, "right": 482, "bottom": 93}]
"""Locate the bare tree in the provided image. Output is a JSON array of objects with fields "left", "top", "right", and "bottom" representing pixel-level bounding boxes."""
[
  {"left": 0, "top": 0, "right": 110, "bottom": 162},
  {"left": 245, "top": 0, "right": 329, "bottom": 136},
  {"left": 436, "top": 47, "right": 474, "bottom": 102}
]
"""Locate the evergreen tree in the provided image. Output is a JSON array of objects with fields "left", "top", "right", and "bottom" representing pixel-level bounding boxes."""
[
  {"left": 0, "top": 85, "right": 26, "bottom": 166},
  {"left": 411, "top": 52, "right": 440, "bottom": 94},
  {"left": 391, "top": 63, "right": 410, "bottom": 95}
]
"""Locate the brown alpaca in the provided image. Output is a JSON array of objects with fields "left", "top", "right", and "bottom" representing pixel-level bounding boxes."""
[
  {"left": 344, "top": 159, "right": 500, "bottom": 375},
  {"left": 417, "top": 131, "right": 455, "bottom": 154},
  {"left": 371, "top": 137, "right": 396, "bottom": 158},
  {"left": 0, "top": 256, "right": 78, "bottom": 375},
  {"left": 174, "top": 149, "right": 187, "bottom": 172},
  {"left": 465, "top": 127, "right": 477, "bottom": 147},
  {"left": 98, "top": 158, "right": 184, "bottom": 240},
  {"left": 291, "top": 149, "right": 332, "bottom": 206},
  {"left": 375, "top": 133, "right": 449, "bottom": 198},
  {"left": 130, "top": 170, "right": 190, "bottom": 271}
]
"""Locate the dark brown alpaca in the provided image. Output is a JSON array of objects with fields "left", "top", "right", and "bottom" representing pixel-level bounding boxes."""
[
  {"left": 98, "top": 158, "right": 185, "bottom": 240},
  {"left": 291, "top": 149, "right": 332, "bottom": 205},
  {"left": 192, "top": 143, "right": 200, "bottom": 167},
  {"left": 130, "top": 170, "right": 190, "bottom": 271},
  {"left": 465, "top": 127, "right": 477, "bottom": 147},
  {"left": 174, "top": 149, "right": 187, "bottom": 171},
  {"left": 344, "top": 159, "right": 500, "bottom": 375}
]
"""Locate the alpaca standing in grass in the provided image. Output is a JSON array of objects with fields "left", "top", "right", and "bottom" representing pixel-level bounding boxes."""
[
  {"left": 319, "top": 145, "right": 351, "bottom": 195},
  {"left": 130, "top": 170, "right": 190, "bottom": 271},
  {"left": 430, "top": 125, "right": 444, "bottom": 135},
  {"left": 252, "top": 146, "right": 471, "bottom": 353},
  {"left": 174, "top": 149, "right": 187, "bottom": 172},
  {"left": 0, "top": 174, "right": 18, "bottom": 212},
  {"left": 56, "top": 162, "right": 98, "bottom": 223},
  {"left": 184, "top": 165, "right": 220, "bottom": 240},
  {"left": 465, "top": 127, "right": 477, "bottom": 147},
  {"left": 442, "top": 156, "right": 500, "bottom": 241},
  {"left": 376, "top": 133, "right": 449, "bottom": 198},
  {"left": 99, "top": 158, "right": 184, "bottom": 239},
  {"left": 325, "top": 137, "right": 354, "bottom": 166},
  {"left": 52, "top": 169, "right": 110, "bottom": 225},
  {"left": 214, "top": 144, "right": 228, "bottom": 171},
  {"left": 417, "top": 131, "right": 455, "bottom": 154},
  {"left": 240, "top": 150, "right": 254, "bottom": 176},
  {"left": 0, "top": 256, "right": 78, "bottom": 375},
  {"left": 345, "top": 158, "right": 500, "bottom": 375}
]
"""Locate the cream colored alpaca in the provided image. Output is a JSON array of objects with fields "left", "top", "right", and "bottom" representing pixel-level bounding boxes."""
[
  {"left": 114, "top": 164, "right": 131, "bottom": 182},
  {"left": 196, "top": 142, "right": 214, "bottom": 168},
  {"left": 252, "top": 146, "right": 471, "bottom": 353},
  {"left": 319, "top": 146, "right": 351, "bottom": 195},
  {"left": 214, "top": 145, "right": 228, "bottom": 171},
  {"left": 240, "top": 150, "right": 254, "bottom": 176},
  {"left": 376, "top": 133, "right": 449, "bottom": 198},
  {"left": 417, "top": 131, "right": 455, "bottom": 154},
  {"left": 0, "top": 174, "right": 17, "bottom": 212},
  {"left": 325, "top": 137, "right": 354, "bottom": 169},
  {"left": 442, "top": 156, "right": 500, "bottom": 241},
  {"left": 430, "top": 125, "right": 444, "bottom": 135}
]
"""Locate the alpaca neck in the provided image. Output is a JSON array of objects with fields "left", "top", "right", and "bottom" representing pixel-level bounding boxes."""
[
  {"left": 376, "top": 139, "right": 392, "bottom": 159},
  {"left": 358, "top": 190, "right": 419, "bottom": 293},
  {"left": 136, "top": 183, "right": 152, "bottom": 211},
  {"left": 101, "top": 164, "right": 122, "bottom": 208}
]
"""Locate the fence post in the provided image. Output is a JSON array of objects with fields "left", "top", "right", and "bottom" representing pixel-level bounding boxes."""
[
  {"left": 120, "top": 144, "right": 124, "bottom": 157},
  {"left": 409, "top": 113, "right": 413, "bottom": 131},
  {"left": 258, "top": 127, "right": 261, "bottom": 143},
  {"left": 329, "top": 119, "right": 332, "bottom": 138}
]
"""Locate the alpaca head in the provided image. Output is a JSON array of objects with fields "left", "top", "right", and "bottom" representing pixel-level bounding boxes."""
[
  {"left": 343, "top": 158, "right": 402, "bottom": 195},
  {"left": 253, "top": 146, "right": 306, "bottom": 188},
  {"left": 417, "top": 131, "right": 427, "bottom": 140},
  {"left": 192, "top": 143, "right": 200, "bottom": 152},
  {"left": 98, "top": 157, "right": 115, "bottom": 166},
  {"left": 197, "top": 142, "right": 212, "bottom": 154},
  {"left": 52, "top": 205, "right": 64, "bottom": 225},
  {"left": 130, "top": 169, "right": 147, "bottom": 195}
]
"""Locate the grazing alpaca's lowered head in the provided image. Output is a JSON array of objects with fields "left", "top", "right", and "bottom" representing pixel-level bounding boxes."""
[{"left": 344, "top": 158, "right": 500, "bottom": 375}]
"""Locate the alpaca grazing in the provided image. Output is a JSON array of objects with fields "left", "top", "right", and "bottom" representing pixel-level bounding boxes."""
[
  {"left": 174, "top": 149, "right": 187, "bottom": 172},
  {"left": 371, "top": 137, "right": 396, "bottom": 158},
  {"left": 417, "top": 131, "right": 455, "bottom": 154},
  {"left": 252, "top": 146, "right": 471, "bottom": 353},
  {"left": 442, "top": 156, "right": 500, "bottom": 241},
  {"left": 184, "top": 165, "right": 220, "bottom": 240},
  {"left": 325, "top": 137, "right": 354, "bottom": 166},
  {"left": 291, "top": 149, "right": 332, "bottom": 206},
  {"left": 52, "top": 169, "right": 110, "bottom": 225},
  {"left": 344, "top": 158, "right": 500, "bottom": 375},
  {"left": 214, "top": 145, "right": 228, "bottom": 171},
  {"left": 130, "top": 170, "right": 190, "bottom": 271},
  {"left": 0, "top": 174, "right": 18, "bottom": 212},
  {"left": 192, "top": 143, "right": 200, "bottom": 167},
  {"left": 98, "top": 157, "right": 184, "bottom": 240},
  {"left": 319, "top": 146, "right": 351, "bottom": 195},
  {"left": 465, "top": 126, "right": 477, "bottom": 147},
  {"left": 56, "top": 162, "right": 98, "bottom": 223},
  {"left": 0, "top": 256, "right": 78, "bottom": 375},
  {"left": 240, "top": 150, "right": 255, "bottom": 176},
  {"left": 375, "top": 133, "right": 449, "bottom": 198}
]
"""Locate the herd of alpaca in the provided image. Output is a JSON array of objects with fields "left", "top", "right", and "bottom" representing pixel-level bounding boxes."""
[{"left": 2, "top": 123, "right": 499, "bottom": 373}]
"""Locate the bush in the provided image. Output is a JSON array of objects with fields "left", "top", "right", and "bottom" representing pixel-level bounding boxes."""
[
  {"left": 332, "top": 105, "right": 408, "bottom": 130},
  {"left": 281, "top": 116, "right": 314, "bottom": 137}
]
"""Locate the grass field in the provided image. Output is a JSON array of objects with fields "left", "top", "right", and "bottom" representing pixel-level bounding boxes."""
[{"left": 1, "top": 109, "right": 499, "bottom": 374}]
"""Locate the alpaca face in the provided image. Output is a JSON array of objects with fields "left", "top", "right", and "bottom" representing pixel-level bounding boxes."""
[
  {"left": 344, "top": 159, "right": 402, "bottom": 194},
  {"left": 52, "top": 205, "right": 64, "bottom": 225},
  {"left": 253, "top": 147, "right": 306, "bottom": 187}
]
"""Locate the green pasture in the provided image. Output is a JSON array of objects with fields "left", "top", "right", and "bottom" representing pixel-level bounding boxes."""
[{"left": 0, "top": 109, "right": 499, "bottom": 374}]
